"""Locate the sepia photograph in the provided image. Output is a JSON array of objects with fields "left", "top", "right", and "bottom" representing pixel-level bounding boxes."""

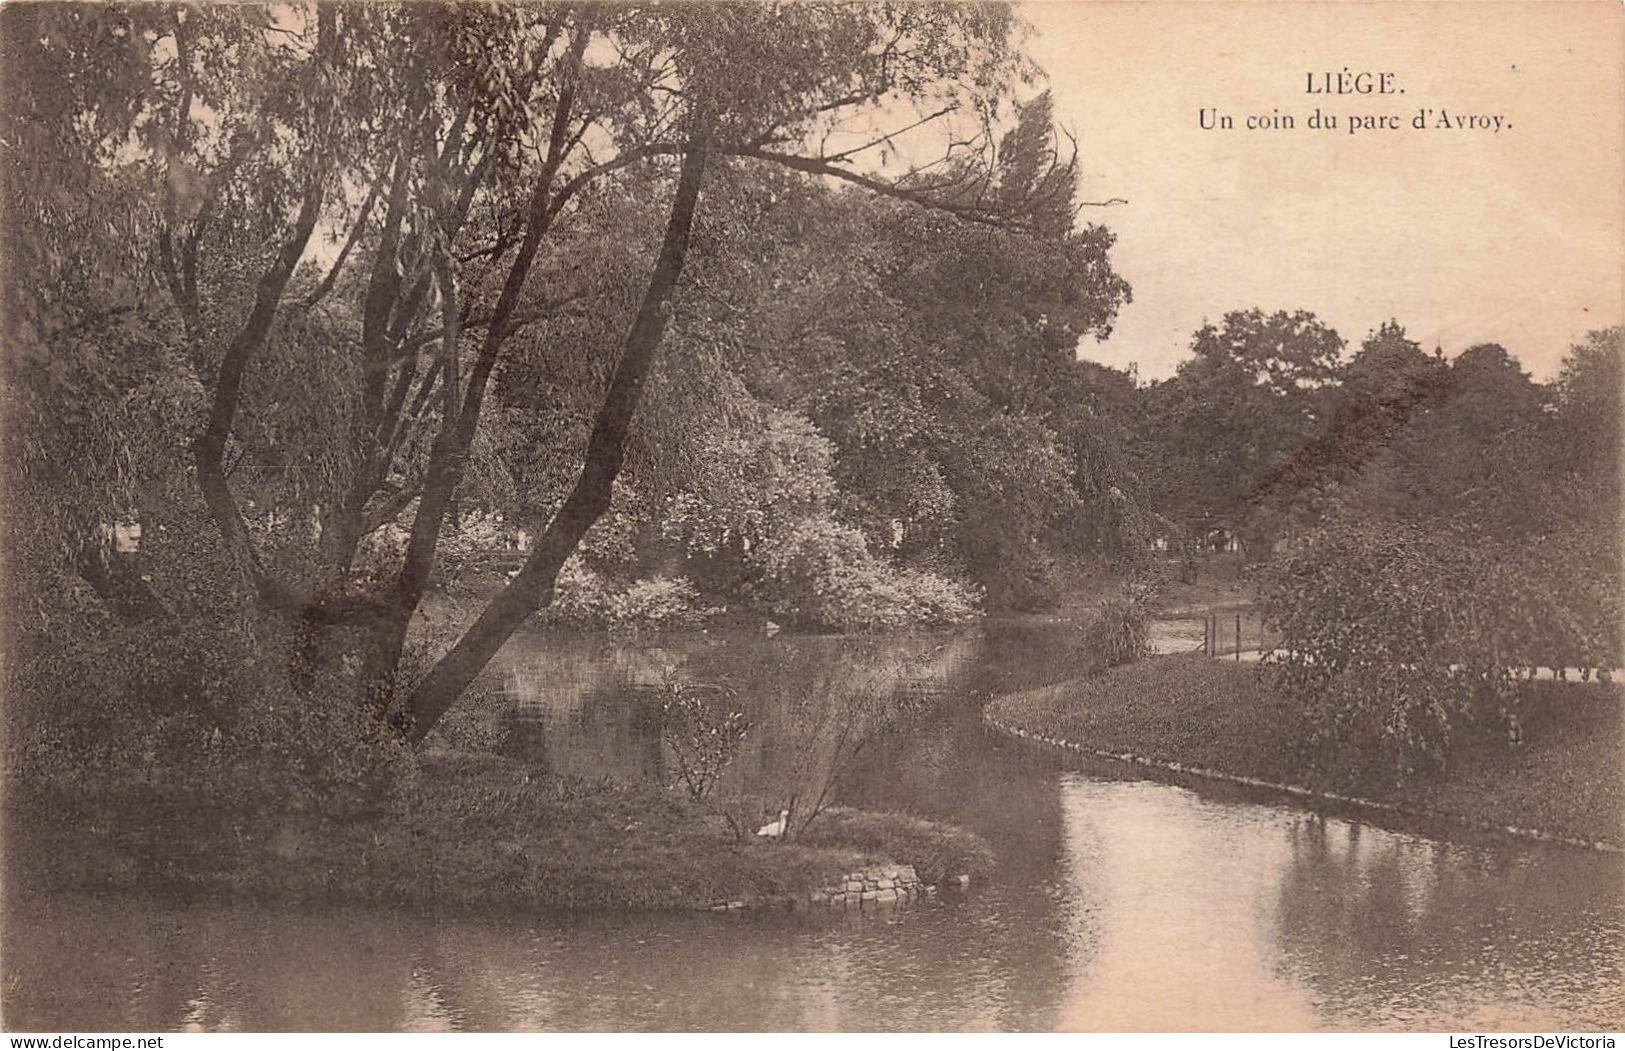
[{"left": 0, "top": 0, "right": 1620, "bottom": 1035}]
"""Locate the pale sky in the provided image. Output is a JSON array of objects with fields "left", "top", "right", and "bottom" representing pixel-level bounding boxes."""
[{"left": 1017, "top": 1, "right": 1625, "bottom": 380}]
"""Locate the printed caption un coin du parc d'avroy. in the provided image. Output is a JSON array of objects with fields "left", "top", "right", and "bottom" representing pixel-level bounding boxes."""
[{"left": 1199, "top": 68, "right": 1510, "bottom": 134}]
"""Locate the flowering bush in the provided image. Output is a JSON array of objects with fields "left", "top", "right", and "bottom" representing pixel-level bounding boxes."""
[
  {"left": 539, "top": 556, "right": 713, "bottom": 630},
  {"left": 609, "top": 576, "right": 710, "bottom": 627},
  {"left": 748, "top": 516, "right": 980, "bottom": 630},
  {"left": 661, "top": 409, "right": 838, "bottom": 557},
  {"left": 542, "top": 555, "right": 614, "bottom": 624}
]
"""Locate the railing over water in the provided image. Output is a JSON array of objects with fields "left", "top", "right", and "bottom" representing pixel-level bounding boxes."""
[{"left": 1198, "top": 607, "right": 1271, "bottom": 659}]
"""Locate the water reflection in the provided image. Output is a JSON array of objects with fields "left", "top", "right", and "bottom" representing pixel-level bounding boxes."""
[
  {"left": 496, "top": 630, "right": 1009, "bottom": 791},
  {"left": 1271, "top": 813, "right": 1625, "bottom": 1030},
  {"left": 5, "top": 620, "right": 1619, "bottom": 1031},
  {"left": 10, "top": 777, "right": 1617, "bottom": 1031}
]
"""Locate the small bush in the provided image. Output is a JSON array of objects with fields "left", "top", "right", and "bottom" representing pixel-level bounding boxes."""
[
  {"left": 988, "top": 548, "right": 1064, "bottom": 612},
  {"left": 543, "top": 555, "right": 613, "bottom": 623},
  {"left": 540, "top": 556, "right": 714, "bottom": 630},
  {"left": 748, "top": 515, "right": 980, "bottom": 630},
  {"left": 1081, "top": 582, "right": 1155, "bottom": 667},
  {"left": 609, "top": 575, "right": 709, "bottom": 627},
  {"left": 896, "top": 567, "right": 983, "bottom": 625},
  {"left": 659, "top": 684, "right": 749, "bottom": 802},
  {"left": 430, "top": 510, "right": 511, "bottom": 579},
  {"left": 729, "top": 639, "right": 950, "bottom": 842}
]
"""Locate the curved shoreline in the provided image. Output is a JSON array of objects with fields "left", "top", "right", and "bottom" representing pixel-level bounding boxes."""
[{"left": 983, "top": 711, "right": 1622, "bottom": 854}]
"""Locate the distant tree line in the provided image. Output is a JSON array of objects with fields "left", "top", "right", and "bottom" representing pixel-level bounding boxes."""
[{"left": 1135, "top": 315, "right": 1621, "bottom": 780}]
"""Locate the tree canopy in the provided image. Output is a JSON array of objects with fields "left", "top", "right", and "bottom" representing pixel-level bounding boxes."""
[{"left": 3, "top": 0, "right": 1116, "bottom": 742}]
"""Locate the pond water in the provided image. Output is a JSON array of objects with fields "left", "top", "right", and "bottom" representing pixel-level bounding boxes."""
[{"left": 6, "top": 620, "right": 1621, "bottom": 1031}]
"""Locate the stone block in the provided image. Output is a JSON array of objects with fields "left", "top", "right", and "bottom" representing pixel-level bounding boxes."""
[
  {"left": 861, "top": 890, "right": 878, "bottom": 901},
  {"left": 877, "top": 878, "right": 894, "bottom": 890}
]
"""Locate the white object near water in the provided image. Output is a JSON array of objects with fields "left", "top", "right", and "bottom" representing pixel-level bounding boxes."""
[{"left": 756, "top": 809, "right": 790, "bottom": 839}]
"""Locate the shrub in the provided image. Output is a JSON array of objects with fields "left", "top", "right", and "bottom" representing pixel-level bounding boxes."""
[
  {"left": 986, "top": 546, "right": 1064, "bottom": 612},
  {"left": 431, "top": 510, "right": 511, "bottom": 579},
  {"left": 731, "top": 639, "right": 947, "bottom": 840},
  {"left": 660, "top": 408, "right": 839, "bottom": 559},
  {"left": 539, "top": 555, "right": 713, "bottom": 630},
  {"left": 1081, "top": 581, "right": 1155, "bottom": 667},
  {"left": 608, "top": 575, "right": 709, "bottom": 628},
  {"left": 895, "top": 566, "right": 983, "bottom": 625},
  {"left": 748, "top": 515, "right": 980, "bottom": 630},
  {"left": 541, "top": 555, "right": 614, "bottom": 624},
  {"left": 7, "top": 612, "right": 412, "bottom": 820},
  {"left": 659, "top": 684, "right": 749, "bottom": 802},
  {"left": 1498, "top": 523, "right": 1621, "bottom": 675},
  {"left": 1260, "top": 519, "right": 1535, "bottom": 782}
]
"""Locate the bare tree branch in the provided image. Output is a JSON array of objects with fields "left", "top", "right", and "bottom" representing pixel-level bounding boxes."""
[{"left": 821, "top": 104, "right": 955, "bottom": 163}]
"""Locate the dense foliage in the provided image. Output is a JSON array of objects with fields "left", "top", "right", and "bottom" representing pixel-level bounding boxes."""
[
  {"left": 3, "top": 0, "right": 1125, "bottom": 762},
  {"left": 1255, "top": 329, "right": 1622, "bottom": 780}
]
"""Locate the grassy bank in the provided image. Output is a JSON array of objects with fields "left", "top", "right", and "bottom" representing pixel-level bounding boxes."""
[
  {"left": 986, "top": 654, "right": 1622, "bottom": 846},
  {"left": 3, "top": 750, "right": 993, "bottom": 913}
]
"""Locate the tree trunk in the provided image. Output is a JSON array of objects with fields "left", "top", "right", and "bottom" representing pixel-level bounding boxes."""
[
  {"left": 396, "top": 129, "right": 711, "bottom": 744},
  {"left": 383, "top": 28, "right": 592, "bottom": 648}
]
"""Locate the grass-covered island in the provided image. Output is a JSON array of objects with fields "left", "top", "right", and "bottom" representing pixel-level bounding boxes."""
[
  {"left": 4, "top": 748, "right": 994, "bottom": 913},
  {"left": 987, "top": 654, "right": 1622, "bottom": 848}
]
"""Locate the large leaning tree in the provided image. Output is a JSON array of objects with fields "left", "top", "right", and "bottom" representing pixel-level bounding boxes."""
[{"left": 2, "top": 2, "right": 1086, "bottom": 743}]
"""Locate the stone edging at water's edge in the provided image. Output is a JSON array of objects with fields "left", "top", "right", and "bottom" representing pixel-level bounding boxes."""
[
  {"left": 983, "top": 714, "right": 1623, "bottom": 855},
  {"left": 697, "top": 864, "right": 974, "bottom": 914}
]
